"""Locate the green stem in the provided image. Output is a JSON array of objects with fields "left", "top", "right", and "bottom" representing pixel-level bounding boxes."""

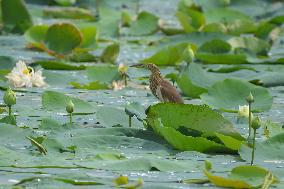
[
  {"left": 8, "top": 105, "right": 11, "bottom": 116},
  {"left": 248, "top": 102, "right": 251, "bottom": 137},
  {"left": 95, "top": 0, "right": 100, "bottom": 19},
  {"left": 70, "top": 113, "right": 72, "bottom": 125},
  {"left": 251, "top": 129, "right": 256, "bottom": 166},
  {"left": 129, "top": 115, "right": 132, "bottom": 127},
  {"left": 124, "top": 75, "right": 127, "bottom": 86},
  {"left": 136, "top": 0, "right": 140, "bottom": 14}
]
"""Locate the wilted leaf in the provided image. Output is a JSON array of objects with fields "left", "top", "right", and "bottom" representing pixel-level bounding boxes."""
[
  {"left": 204, "top": 162, "right": 277, "bottom": 188},
  {"left": 26, "top": 136, "right": 47, "bottom": 155}
]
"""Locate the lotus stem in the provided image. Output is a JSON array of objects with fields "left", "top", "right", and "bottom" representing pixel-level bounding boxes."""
[
  {"left": 122, "top": 74, "right": 127, "bottom": 86},
  {"left": 129, "top": 115, "right": 132, "bottom": 127},
  {"left": 8, "top": 105, "right": 11, "bottom": 116},
  {"left": 136, "top": 0, "right": 140, "bottom": 14},
  {"left": 248, "top": 102, "right": 251, "bottom": 137},
  {"left": 96, "top": 0, "right": 100, "bottom": 19},
  {"left": 251, "top": 128, "right": 256, "bottom": 166},
  {"left": 70, "top": 113, "right": 72, "bottom": 125}
]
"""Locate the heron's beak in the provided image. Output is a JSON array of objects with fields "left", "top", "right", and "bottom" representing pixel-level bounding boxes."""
[{"left": 130, "top": 63, "right": 146, "bottom": 68}]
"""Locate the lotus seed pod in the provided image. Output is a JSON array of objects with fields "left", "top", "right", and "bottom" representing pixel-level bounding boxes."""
[
  {"left": 66, "top": 100, "right": 74, "bottom": 113},
  {"left": 3, "top": 88, "right": 16, "bottom": 106},
  {"left": 246, "top": 92, "right": 254, "bottom": 103},
  {"left": 251, "top": 116, "right": 261, "bottom": 130}
]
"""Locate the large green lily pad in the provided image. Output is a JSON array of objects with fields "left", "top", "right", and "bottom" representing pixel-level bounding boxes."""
[
  {"left": 44, "top": 23, "right": 82, "bottom": 55},
  {"left": 146, "top": 103, "right": 243, "bottom": 140},
  {"left": 201, "top": 78, "right": 273, "bottom": 112}
]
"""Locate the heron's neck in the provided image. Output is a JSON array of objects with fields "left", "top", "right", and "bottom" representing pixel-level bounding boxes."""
[{"left": 150, "top": 71, "right": 163, "bottom": 82}]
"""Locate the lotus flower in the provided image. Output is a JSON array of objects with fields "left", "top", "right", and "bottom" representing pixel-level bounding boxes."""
[{"left": 6, "top": 60, "right": 47, "bottom": 88}]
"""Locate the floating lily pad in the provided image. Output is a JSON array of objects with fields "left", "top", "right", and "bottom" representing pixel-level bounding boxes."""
[
  {"left": 198, "top": 39, "right": 231, "bottom": 54},
  {"left": 44, "top": 23, "right": 82, "bottom": 56},
  {"left": 96, "top": 106, "right": 143, "bottom": 128},
  {"left": 42, "top": 91, "right": 95, "bottom": 114},
  {"left": 149, "top": 119, "right": 232, "bottom": 153},
  {"left": 87, "top": 65, "right": 120, "bottom": 84},
  {"left": 31, "top": 61, "right": 86, "bottom": 70},
  {"left": 204, "top": 8, "right": 251, "bottom": 24},
  {"left": 54, "top": 0, "right": 76, "bottom": 6},
  {"left": 43, "top": 7, "right": 95, "bottom": 20},
  {"left": 239, "top": 133, "right": 284, "bottom": 162},
  {"left": 204, "top": 161, "right": 277, "bottom": 188},
  {"left": 1, "top": 0, "right": 33, "bottom": 34},
  {"left": 146, "top": 103, "right": 243, "bottom": 140},
  {"left": 201, "top": 78, "right": 273, "bottom": 112},
  {"left": 177, "top": 63, "right": 227, "bottom": 98},
  {"left": 100, "top": 43, "right": 120, "bottom": 64},
  {"left": 127, "top": 11, "right": 159, "bottom": 36},
  {"left": 70, "top": 81, "right": 110, "bottom": 90},
  {"left": 24, "top": 25, "right": 48, "bottom": 49},
  {"left": 142, "top": 43, "right": 190, "bottom": 66}
]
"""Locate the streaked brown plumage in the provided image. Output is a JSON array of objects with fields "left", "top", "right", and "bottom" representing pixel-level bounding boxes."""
[{"left": 131, "top": 63, "right": 183, "bottom": 103}]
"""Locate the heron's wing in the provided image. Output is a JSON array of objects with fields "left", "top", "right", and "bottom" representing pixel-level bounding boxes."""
[{"left": 158, "top": 80, "right": 183, "bottom": 103}]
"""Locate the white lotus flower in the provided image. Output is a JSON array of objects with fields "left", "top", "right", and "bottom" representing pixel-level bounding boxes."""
[
  {"left": 5, "top": 60, "right": 47, "bottom": 88},
  {"left": 238, "top": 105, "right": 253, "bottom": 119},
  {"left": 112, "top": 80, "right": 125, "bottom": 91}
]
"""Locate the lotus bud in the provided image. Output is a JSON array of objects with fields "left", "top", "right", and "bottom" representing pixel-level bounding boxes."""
[
  {"left": 3, "top": 88, "right": 16, "bottom": 106},
  {"left": 246, "top": 92, "right": 254, "bottom": 103},
  {"left": 251, "top": 116, "right": 261, "bottom": 130},
  {"left": 238, "top": 105, "right": 250, "bottom": 118},
  {"left": 66, "top": 100, "right": 74, "bottom": 114},
  {"left": 183, "top": 46, "right": 195, "bottom": 63},
  {"left": 118, "top": 63, "right": 128, "bottom": 75}
]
